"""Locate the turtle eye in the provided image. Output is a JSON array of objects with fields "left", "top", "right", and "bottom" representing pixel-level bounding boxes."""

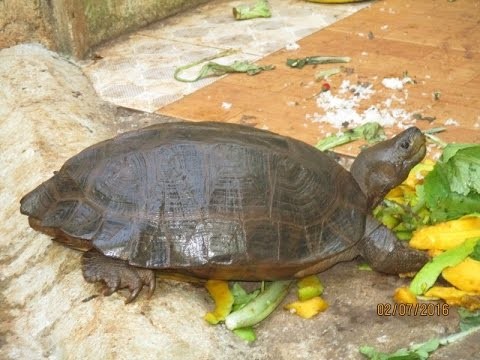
[{"left": 400, "top": 140, "right": 410, "bottom": 150}]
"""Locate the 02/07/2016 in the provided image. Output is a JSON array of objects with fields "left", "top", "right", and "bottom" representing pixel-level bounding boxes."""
[{"left": 377, "top": 302, "right": 449, "bottom": 317}]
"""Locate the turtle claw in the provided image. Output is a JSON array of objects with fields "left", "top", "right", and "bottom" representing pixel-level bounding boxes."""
[
  {"left": 124, "top": 286, "right": 142, "bottom": 304},
  {"left": 146, "top": 274, "right": 156, "bottom": 299},
  {"left": 81, "top": 250, "right": 156, "bottom": 303}
]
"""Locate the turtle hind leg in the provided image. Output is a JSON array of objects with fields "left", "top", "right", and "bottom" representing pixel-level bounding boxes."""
[
  {"left": 359, "top": 216, "right": 429, "bottom": 274},
  {"left": 81, "top": 250, "right": 156, "bottom": 304}
]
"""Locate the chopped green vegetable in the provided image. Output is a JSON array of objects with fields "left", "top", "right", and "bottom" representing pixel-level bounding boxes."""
[
  {"left": 360, "top": 338, "right": 439, "bottom": 360},
  {"left": 286, "top": 56, "right": 351, "bottom": 69},
  {"left": 422, "top": 144, "right": 480, "bottom": 222},
  {"left": 360, "top": 324, "right": 480, "bottom": 360},
  {"left": 315, "top": 67, "right": 342, "bottom": 80},
  {"left": 297, "top": 275, "right": 324, "bottom": 301},
  {"left": 174, "top": 49, "right": 274, "bottom": 82},
  {"left": 458, "top": 308, "right": 480, "bottom": 331},
  {"left": 225, "top": 281, "right": 292, "bottom": 330},
  {"left": 175, "top": 60, "right": 275, "bottom": 82},
  {"left": 298, "top": 287, "right": 322, "bottom": 302},
  {"left": 231, "top": 283, "right": 260, "bottom": 311},
  {"left": 233, "top": 0, "right": 271, "bottom": 20},
  {"left": 358, "top": 263, "right": 373, "bottom": 271},
  {"left": 409, "top": 237, "right": 480, "bottom": 295},
  {"left": 315, "top": 122, "right": 386, "bottom": 151},
  {"left": 233, "top": 327, "right": 257, "bottom": 342}
]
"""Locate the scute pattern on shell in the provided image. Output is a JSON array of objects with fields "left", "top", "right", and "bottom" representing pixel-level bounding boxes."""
[{"left": 20, "top": 122, "right": 367, "bottom": 280}]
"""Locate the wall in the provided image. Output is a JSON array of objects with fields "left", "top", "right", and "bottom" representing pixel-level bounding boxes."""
[{"left": 0, "top": 0, "right": 209, "bottom": 58}]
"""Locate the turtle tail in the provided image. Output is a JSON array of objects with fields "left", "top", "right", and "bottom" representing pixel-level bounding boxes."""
[
  {"left": 20, "top": 177, "right": 58, "bottom": 220},
  {"left": 20, "top": 173, "right": 102, "bottom": 246}
]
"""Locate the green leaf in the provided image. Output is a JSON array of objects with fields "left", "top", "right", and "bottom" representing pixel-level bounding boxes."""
[
  {"left": 447, "top": 147, "right": 480, "bottom": 195},
  {"left": 409, "top": 237, "right": 480, "bottom": 295},
  {"left": 233, "top": 327, "right": 257, "bottom": 342},
  {"left": 360, "top": 317, "right": 480, "bottom": 360},
  {"left": 423, "top": 144, "right": 480, "bottom": 221},
  {"left": 458, "top": 308, "right": 480, "bottom": 331},
  {"left": 233, "top": 0, "right": 271, "bottom": 20},
  {"left": 231, "top": 283, "right": 260, "bottom": 311},
  {"left": 440, "top": 143, "right": 478, "bottom": 163},
  {"left": 359, "top": 344, "right": 432, "bottom": 360}
]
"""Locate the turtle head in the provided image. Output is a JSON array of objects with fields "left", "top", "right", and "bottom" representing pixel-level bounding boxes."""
[{"left": 350, "top": 127, "right": 426, "bottom": 209}]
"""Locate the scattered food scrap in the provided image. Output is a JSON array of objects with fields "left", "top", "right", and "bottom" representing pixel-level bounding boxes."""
[
  {"left": 174, "top": 49, "right": 274, "bottom": 82},
  {"left": 315, "top": 122, "right": 385, "bottom": 151},
  {"left": 285, "top": 275, "right": 328, "bottom": 319},
  {"left": 381, "top": 77, "right": 405, "bottom": 90},
  {"left": 221, "top": 102, "right": 232, "bottom": 110},
  {"left": 285, "top": 42, "right": 300, "bottom": 51},
  {"left": 320, "top": 82, "right": 331, "bottom": 92},
  {"left": 286, "top": 56, "right": 351, "bottom": 69},
  {"left": 444, "top": 118, "right": 459, "bottom": 126},
  {"left": 285, "top": 297, "right": 328, "bottom": 319},
  {"left": 204, "top": 280, "right": 234, "bottom": 324},
  {"left": 204, "top": 281, "right": 291, "bottom": 342},
  {"left": 175, "top": 60, "right": 274, "bottom": 82},
  {"left": 362, "top": 140, "right": 480, "bottom": 358},
  {"left": 412, "top": 113, "right": 436, "bottom": 123},
  {"left": 315, "top": 67, "right": 342, "bottom": 81},
  {"left": 309, "top": 80, "right": 414, "bottom": 129},
  {"left": 360, "top": 320, "right": 480, "bottom": 360},
  {"left": 233, "top": 0, "right": 271, "bottom": 20},
  {"left": 205, "top": 276, "right": 330, "bottom": 340},
  {"left": 409, "top": 237, "right": 479, "bottom": 296}
]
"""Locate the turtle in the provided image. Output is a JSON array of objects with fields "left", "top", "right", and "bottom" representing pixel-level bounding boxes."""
[{"left": 20, "top": 121, "right": 428, "bottom": 303}]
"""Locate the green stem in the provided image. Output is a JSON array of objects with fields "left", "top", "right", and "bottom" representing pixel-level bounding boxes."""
[
  {"left": 424, "top": 133, "right": 448, "bottom": 148},
  {"left": 174, "top": 49, "right": 238, "bottom": 82}
]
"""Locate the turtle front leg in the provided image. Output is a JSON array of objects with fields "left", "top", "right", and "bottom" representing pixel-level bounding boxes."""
[
  {"left": 358, "top": 215, "right": 429, "bottom": 274},
  {"left": 81, "top": 250, "right": 156, "bottom": 304}
]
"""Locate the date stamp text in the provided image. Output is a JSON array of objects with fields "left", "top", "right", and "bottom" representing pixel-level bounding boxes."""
[{"left": 377, "top": 303, "right": 449, "bottom": 316}]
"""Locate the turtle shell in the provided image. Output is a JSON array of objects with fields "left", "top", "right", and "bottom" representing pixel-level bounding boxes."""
[{"left": 20, "top": 121, "right": 367, "bottom": 280}]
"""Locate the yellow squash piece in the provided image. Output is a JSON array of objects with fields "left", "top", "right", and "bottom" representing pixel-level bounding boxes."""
[
  {"left": 385, "top": 185, "right": 416, "bottom": 205},
  {"left": 409, "top": 216, "right": 480, "bottom": 251},
  {"left": 204, "top": 280, "right": 234, "bottom": 324},
  {"left": 385, "top": 161, "right": 434, "bottom": 202},
  {"left": 402, "top": 160, "right": 434, "bottom": 189},
  {"left": 425, "top": 286, "right": 480, "bottom": 311},
  {"left": 393, "top": 287, "right": 417, "bottom": 304},
  {"left": 442, "top": 257, "right": 480, "bottom": 293},
  {"left": 427, "top": 249, "right": 444, "bottom": 258},
  {"left": 285, "top": 297, "right": 328, "bottom": 319}
]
